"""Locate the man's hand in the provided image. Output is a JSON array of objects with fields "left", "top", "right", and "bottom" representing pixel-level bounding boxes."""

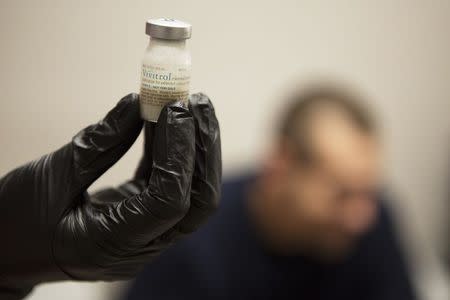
[{"left": 0, "top": 93, "right": 221, "bottom": 298}]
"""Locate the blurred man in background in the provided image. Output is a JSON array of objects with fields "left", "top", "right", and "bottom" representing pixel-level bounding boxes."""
[{"left": 125, "top": 85, "right": 416, "bottom": 300}]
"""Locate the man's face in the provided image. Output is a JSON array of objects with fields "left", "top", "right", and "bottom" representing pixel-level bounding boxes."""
[{"left": 276, "top": 108, "right": 380, "bottom": 259}]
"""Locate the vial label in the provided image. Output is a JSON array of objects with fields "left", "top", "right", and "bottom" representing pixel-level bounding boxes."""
[{"left": 140, "top": 63, "right": 191, "bottom": 122}]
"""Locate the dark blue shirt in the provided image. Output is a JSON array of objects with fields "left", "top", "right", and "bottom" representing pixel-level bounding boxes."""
[{"left": 125, "top": 174, "right": 416, "bottom": 300}]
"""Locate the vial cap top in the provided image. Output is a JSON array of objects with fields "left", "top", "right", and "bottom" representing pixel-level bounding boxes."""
[{"left": 146, "top": 18, "right": 192, "bottom": 40}]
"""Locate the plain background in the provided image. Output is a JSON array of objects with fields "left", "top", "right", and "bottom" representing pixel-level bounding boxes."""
[{"left": 0, "top": 1, "right": 448, "bottom": 299}]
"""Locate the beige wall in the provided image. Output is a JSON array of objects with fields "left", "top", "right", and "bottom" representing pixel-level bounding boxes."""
[{"left": 0, "top": 1, "right": 448, "bottom": 299}]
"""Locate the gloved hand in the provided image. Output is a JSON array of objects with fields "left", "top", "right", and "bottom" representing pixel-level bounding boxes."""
[{"left": 0, "top": 93, "right": 221, "bottom": 299}]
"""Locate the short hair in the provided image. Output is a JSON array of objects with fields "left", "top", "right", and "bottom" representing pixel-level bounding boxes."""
[{"left": 278, "top": 84, "right": 376, "bottom": 162}]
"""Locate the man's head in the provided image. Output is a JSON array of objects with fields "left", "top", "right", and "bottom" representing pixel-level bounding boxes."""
[{"left": 255, "top": 84, "right": 381, "bottom": 260}]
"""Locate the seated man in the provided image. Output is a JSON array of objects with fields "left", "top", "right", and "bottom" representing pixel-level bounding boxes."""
[{"left": 124, "top": 85, "right": 416, "bottom": 300}]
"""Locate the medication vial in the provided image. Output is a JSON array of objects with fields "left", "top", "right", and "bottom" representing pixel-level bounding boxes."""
[{"left": 140, "top": 18, "right": 192, "bottom": 122}]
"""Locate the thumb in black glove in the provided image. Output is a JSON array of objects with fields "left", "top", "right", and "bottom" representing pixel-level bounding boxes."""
[{"left": 0, "top": 93, "right": 221, "bottom": 298}]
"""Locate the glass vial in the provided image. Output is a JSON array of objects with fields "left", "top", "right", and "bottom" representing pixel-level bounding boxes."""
[{"left": 140, "top": 18, "right": 192, "bottom": 122}]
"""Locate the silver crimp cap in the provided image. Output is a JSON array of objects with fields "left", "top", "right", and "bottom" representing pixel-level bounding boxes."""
[{"left": 145, "top": 18, "right": 192, "bottom": 40}]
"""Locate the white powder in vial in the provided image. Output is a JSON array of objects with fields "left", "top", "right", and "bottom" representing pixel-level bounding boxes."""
[{"left": 140, "top": 18, "right": 192, "bottom": 122}]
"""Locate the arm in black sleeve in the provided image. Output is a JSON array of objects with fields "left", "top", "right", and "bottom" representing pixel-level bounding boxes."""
[
  {"left": 123, "top": 243, "right": 202, "bottom": 300},
  {"left": 363, "top": 200, "right": 418, "bottom": 300}
]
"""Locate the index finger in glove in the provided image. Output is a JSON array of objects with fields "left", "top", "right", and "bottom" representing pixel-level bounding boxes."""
[
  {"left": 175, "top": 93, "right": 222, "bottom": 233},
  {"left": 110, "top": 102, "right": 196, "bottom": 245}
]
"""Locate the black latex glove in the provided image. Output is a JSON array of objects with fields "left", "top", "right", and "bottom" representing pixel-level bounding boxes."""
[{"left": 0, "top": 93, "right": 221, "bottom": 299}]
